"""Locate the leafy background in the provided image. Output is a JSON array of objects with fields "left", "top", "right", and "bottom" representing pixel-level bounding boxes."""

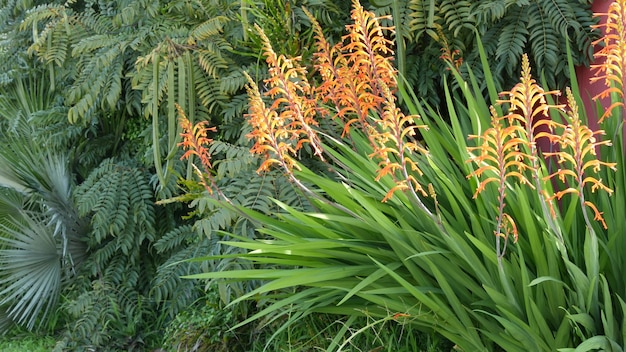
[{"left": 0, "top": 0, "right": 606, "bottom": 351}]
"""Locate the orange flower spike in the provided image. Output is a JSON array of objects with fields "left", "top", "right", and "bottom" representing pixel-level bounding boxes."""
[
  {"left": 467, "top": 107, "right": 532, "bottom": 258},
  {"left": 177, "top": 105, "right": 216, "bottom": 170},
  {"left": 308, "top": 2, "right": 397, "bottom": 136},
  {"left": 244, "top": 72, "right": 299, "bottom": 174},
  {"left": 543, "top": 88, "right": 617, "bottom": 229},
  {"left": 438, "top": 28, "right": 463, "bottom": 71},
  {"left": 590, "top": 0, "right": 626, "bottom": 122},
  {"left": 305, "top": 8, "right": 345, "bottom": 117},
  {"left": 467, "top": 108, "right": 534, "bottom": 199},
  {"left": 343, "top": 0, "right": 396, "bottom": 107},
  {"left": 369, "top": 81, "right": 428, "bottom": 201},
  {"left": 497, "top": 54, "right": 564, "bottom": 149},
  {"left": 502, "top": 213, "right": 519, "bottom": 244},
  {"left": 254, "top": 24, "right": 324, "bottom": 160},
  {"left": 177, "top": 104, "right": 218, "bottom": 194}
]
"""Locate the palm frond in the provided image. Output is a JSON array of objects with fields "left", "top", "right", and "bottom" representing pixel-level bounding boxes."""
[{"left": 0, "top": 212, "right": 61, "bottom": 331}]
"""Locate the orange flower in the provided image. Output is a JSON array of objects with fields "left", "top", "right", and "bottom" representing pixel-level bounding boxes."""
[
  {"left": 467, "top": 107, "right": 533, "bottom": 258},
  {"left": 590, "top": 0, "right": 626, "bottom": 122},
  {"left": 177, "top": 104, "right": 217, "bottom": 194},
  {"left": 543, "top": 88, "right": 616, "bottom": 229},
  {"left": 467, "top": 107, "right": 534, "bottom": 199},
  {"left": 497, "top": 54, "right": 564, "bottom": 149}
]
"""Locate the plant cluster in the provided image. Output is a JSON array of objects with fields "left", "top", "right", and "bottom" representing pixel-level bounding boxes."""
[
  {"left": 0, "top": 0, "right": 611, "bottom": 350},
  {"left": 181, "top": 0, "right": 626, "bottom": 350},
  {"left": 0, "top": 0, "right": 347, "bottom": 349}
]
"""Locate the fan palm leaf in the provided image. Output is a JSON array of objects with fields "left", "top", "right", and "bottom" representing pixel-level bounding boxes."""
[
  {"left": 0, "top": 72, "right": 87, "bottom": 332},
  {"left": 0, "top": 212, "right": 61, "bottom": 331}
]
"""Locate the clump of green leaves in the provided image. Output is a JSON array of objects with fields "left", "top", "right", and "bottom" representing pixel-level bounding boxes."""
[
  {"left": 181, "top": 1, "right": 626, "bottom": 350},
  {"left": 161, "top": 286, "right": 249, "bottom": 352}
]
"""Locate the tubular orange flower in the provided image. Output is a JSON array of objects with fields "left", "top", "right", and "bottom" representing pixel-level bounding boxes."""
[
  {"left": 244, "top": 72, "right": 299, "bottom": 174},
  {"left": 438, "top": 28, "right": 463, "bottom": 71},
  {"left": 343, "top": 0, "right": 396, "bottom": 93},
  {"left": 254, "top": 24, "right": 324, "bottom": 161},
  {"left": 243, "top": 24, "right": 326, "bottom": 176},
  {"left": 497, "top": 54, "right": 565, "bottom": 148},
  {"left": 496, "top": 53, "right": 566, "bottom": 234},
  {"left": 543, "top": 88, "right": 617, "bottom": 229},
  {"left": 177, "top": 104, "right": 217, "bottom": 195},
  {"left": 368, "top": 80, "right": 428, "bottom": 202},
  {"left": 590, "top": 0, "right": 626, "bottom": 122},
  {"left": 308, "top": 0, "right": 397, "bottom": 136},
  {"left": 467, "top": 108, "right": 534, "bottom": 198},
  {"left": 467, "top": 107, "right": 533, "bottom": 259}
]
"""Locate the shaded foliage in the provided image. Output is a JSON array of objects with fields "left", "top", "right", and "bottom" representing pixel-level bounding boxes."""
[{"left": 367, "top": 0, "right": 597, "bottom": 104}]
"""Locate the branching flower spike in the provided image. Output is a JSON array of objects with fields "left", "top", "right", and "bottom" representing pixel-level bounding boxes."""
[
  {"left": 590, "top": 0, "right": 626, "bottom": 122},
  {"left": 543, "top": 88, "right": 617, "bottom": 229},
  {"left": 177, "top": 104, "right": 217, "bottom": 195},
  {"left": 496, "top": 53, "right": 566, "bottom": 235},
  {"left": 309, "top": 1, "right": 397, "bottom": 136},
  {"left": 497, "top": 54, "right": 564, "bottom": 154},
  {"left": 369, "top": 80, "right": 429, "bottom": 203},
  {"left": 244, "top": 72, "right": 299, "bottom": 174},
  {"left": 252, "top": 24, "right": 324, "bottom": 164},
  {"left": 467, "top": 107, "right": 533, "bottom": 258}
]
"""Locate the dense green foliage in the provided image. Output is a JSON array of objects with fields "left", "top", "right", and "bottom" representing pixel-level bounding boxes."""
[
  {"left": 0, "top": 331, "right": 56, "bottom": 352},
  {"left": 185, "top": 1, "right": 626, "bottom": 351},
  {"left": 0, "top": 0, "right": 605, "bottom": 351}
]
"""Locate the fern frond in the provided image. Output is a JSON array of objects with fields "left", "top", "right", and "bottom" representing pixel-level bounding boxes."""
[
  {"left": 439, "top": 0, "right": 474, "bottom": 37},
  {"left": 153, "top": 224, "right": 195, "bottom": 253},
  {"left": 196, "top": 49, "right": 228, "bottom": 78},
  {"left": 527, "top": 2, "right": 560, "bottom": 79},
  {"left": 70, "top": 34, "right": 117, "bottom": 56},
  {"left": 472, "top": 0, "right": 510, "bottom": 23},
  {"left": 75, "top": 159, "right": 155, "bottom": 245},
  {"left": 221, "top": 94, "right": 249, "bottom": 128},
  {"left": 209, "top": 141, "right": 257, "bottom": 179},
  {"left": 496, "top": 10, "right": 529, "bottom": 76},
  {"left": 536, "top": 0, "right": 577, "bottom": 39},
  {"left": 151, "top": 243, "right": 204, "bottom": 318},
  {"left": 191, "top": 16, "right": 229, "bottom": 40},
  {"left": 408, "top": 0, "right": 441, "bottom": 41},
  {"left": 219, "top": 67, "right": 254, "bottom": 95},
  {"left": 194, "top": 66, "right": 226, "bottom": 113}
]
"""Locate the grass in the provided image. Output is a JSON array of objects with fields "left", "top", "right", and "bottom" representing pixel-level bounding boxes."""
[
  {"left": 2, "top": 316, "right": 452, "bottom": 352},
  {"left": 0, "top": 332, "right": 56, "bottom": 352},
  {"left": 244, "top": 313, "right": 455, "bottom": 352}
]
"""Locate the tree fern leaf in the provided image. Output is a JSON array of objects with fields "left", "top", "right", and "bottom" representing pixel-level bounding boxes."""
[
  {"left": 75, "top": 158, "right": 155, "bottom": 246},
  {"left": 537, "top": 0, "right": 576, "bottom": 38},
  {"left": 209, "top": 141, "right": 256, "bottom": 178},
  {"left": 153, "top": 224, "right": 195, "bottom": 253},
  {"left": 408, "top": 0, "right": 441, "bottom": 41},
  {"left": 219, "top": 68, "right": 250, "bottom": 95},
  {"left": 571, "top": 1, "right": 597, "bottom": 65},
  {"left": 496, "top": 11, "right": 529, "bottom": 76},
  {"left": 101, "top": 56, "right": 124, "bottom": 110},
  {"left": 194, "top": 67, "right": 224, "bottom": 114},
  {"left": 221, "top": 95, "right": 248, "bottom": 128},
  {"left": 151, "top": 242, "right": 205, "bottom": 318},
  {"left": 439, "top": 0, "right": 474, "bottom": 37},
  {"left": 191, "top": 16, "right": 229, "bottom": 40},
  {"left": 196, "top": 49, "right": 228, "bottom": 78},
  {"left": 527, "top": 2, "right": 559, "bottom": 81},
  {"left": 70, "top": 34, "right": 118, "bottom": 57}
]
